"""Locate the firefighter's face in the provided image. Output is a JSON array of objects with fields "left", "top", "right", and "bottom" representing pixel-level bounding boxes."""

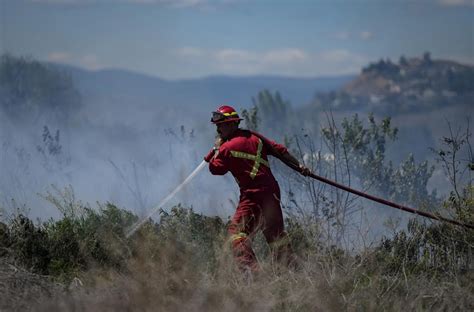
[{"left": 216, "top": 121, "right": 238, "bottom": 140}]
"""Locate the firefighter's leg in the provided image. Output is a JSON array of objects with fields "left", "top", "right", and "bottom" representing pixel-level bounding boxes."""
[
  {"left": 260, "top": 189, "right": 296, "bottom": 267},
  {"left": 228, "top": 196, "right": 260, "bottom": 271}
]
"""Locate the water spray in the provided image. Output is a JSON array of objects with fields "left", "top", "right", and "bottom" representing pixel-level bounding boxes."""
[{"left": 125, "top": 160, "right": 207, "bottom": 238}]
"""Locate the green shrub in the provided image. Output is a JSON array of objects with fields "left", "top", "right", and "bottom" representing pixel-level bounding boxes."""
[
  {"left": 0, "top": 221, "right": 10, "bottom": 257},
  {"left": 43, "top": 203, "right": 140, "bottom": 280},
  {"left": 3, "top": 196, "right": 472, "bottom": 309},
  {"left": 46, "top": 217, "right": 85, "bottom": 278},
  {"left": 3, "top": 203, "right": 142, "bottom": 281},
  {"left": 375, "top": 222, "right": 473, "bottom": 280},
  {"left": 9, "top": 215, "right": 50, "bottom": 274},
  {"left": 157, "top": 205, "right": 227, "bottom": 271}
]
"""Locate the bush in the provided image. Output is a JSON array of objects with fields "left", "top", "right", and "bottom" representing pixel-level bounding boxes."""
[
  {"left": 0, "top": 222, "right": 10, "bottom": 257},
  {"left": 1, "top": 203, "right": 139, "bottom": 281},
  {"left": 376, "top": 219, "right": 473, "bottom": 278},
  {"left": 2, "top": 203, "right": 229, "bottom": 281},
  {"left": 2, "top": 197, "right": 472, "bottom": 310},
  {"left": 9, "top": 215, "right": 50, "bottom": 274},
  {"left": 156, "top": 205, "right": 227, "bottom": 272}
]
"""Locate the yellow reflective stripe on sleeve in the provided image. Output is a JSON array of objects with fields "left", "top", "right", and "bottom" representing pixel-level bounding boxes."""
[
  {"left": 229, "top": 138, "right": 269, "bottom": 179},
  {"left": 229, "top": 151, "right": 270, "bottom": 167},
  {"left": 231, "top": 232, "right": 248, "bottom": 241}
]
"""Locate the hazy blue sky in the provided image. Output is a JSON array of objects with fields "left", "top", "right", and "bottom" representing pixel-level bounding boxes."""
[{"left": 1, "top": 0, "right": 472, "bottom": 79}]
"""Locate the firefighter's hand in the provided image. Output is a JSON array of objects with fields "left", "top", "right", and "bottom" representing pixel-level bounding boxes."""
[
  {"left": 204, "top": 148, "right": 215, "bottom": 162},
  {"left": 299, "top": 164, "right": 311, "bottom": 176}
]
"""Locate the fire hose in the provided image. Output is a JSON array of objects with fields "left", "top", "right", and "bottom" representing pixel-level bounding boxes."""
[{"left": 283, "top": 159, "right": 474, "bottom": 230}]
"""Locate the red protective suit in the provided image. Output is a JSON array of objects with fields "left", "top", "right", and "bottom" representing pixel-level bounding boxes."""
[{"left": 204, "top": 129, "right": 293, "bottom": 271}]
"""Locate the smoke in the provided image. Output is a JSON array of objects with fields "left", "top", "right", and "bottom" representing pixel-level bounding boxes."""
[
  {"left": 0, "top": 83, "right": 237, "bottom": 222},
  {"left": 1, "top": 56, "right": 471, "bottom": 250}
]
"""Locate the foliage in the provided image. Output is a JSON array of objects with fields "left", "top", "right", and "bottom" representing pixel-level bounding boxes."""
[
  {"left": 157, "top": 205, "right": 227, "bottom": 271},
  {"left": 9, "top": 215, "right": 51, "bottom": 274},
  {"left": 241, "top": 105, "right": 260, "bottom": 131},
  {"left": 362, "top": 58, "right": 400, "bottom": 76},
  {"left": 1, "top": 195, "right": 229, "bottom": 281},
  {"left": 376, "top": 189, "right": 473, "bottom": 278},
  {"left": 0, "top": 164, "right": 472, "bottom": 309},
  {"left": 0, "top": 222, "right": 8, "bottom": 254},
  {"left": 322, "top": 113, "right": 437, "bottom": 207},
  {"left": 431, "top": 120, "right": 473, "bottom": 206},
  {"left": 2, "top": 200, "right": 472, "bottom": 310},
  {"left": 278, "top": 112, "right": 439, "bottom": 245},
  {"left": 36, "top": 126, "right": 71, "bottom": 172},
  {"left": 0, "top": 54, "right": 81, "bottom": 122},
  {"left": 0, "top": 201, "right": 136, "bottom": 280},
  {"left": 242, "top": 89, "right": 293, "bottom": 139}
]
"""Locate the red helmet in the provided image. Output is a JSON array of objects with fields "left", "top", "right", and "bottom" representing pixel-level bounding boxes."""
[{"left": 211, "top": 105, "right": 243, "bottom": 124}]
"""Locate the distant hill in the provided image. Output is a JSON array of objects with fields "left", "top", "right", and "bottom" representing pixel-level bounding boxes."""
[
  {"left": 299, "top": 54, "right": 473, "bottom": 164},
  {"left": 310, "top": 54, "right": 474, "bottom": 116},
  {"left": 44, "top": 57, "right": 474, "bottom": 164},
  {"left": 46, "top": 64, "right": 353, "bottom": 130},
  {"left": 51, "top": 63, "right": 353, "bottom": 115}
]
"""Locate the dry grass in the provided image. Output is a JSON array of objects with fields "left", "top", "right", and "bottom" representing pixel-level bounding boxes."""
[
  {"left": 24, "top": 241, "right": 473, "bottom": 312},
  {"left": 1, "top": 203, "right": 472, "bottom": 311}
]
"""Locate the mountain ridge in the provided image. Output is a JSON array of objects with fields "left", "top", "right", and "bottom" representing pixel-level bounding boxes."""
[{"left": 49, "top": 62, "right": 355, "bottom": 111}]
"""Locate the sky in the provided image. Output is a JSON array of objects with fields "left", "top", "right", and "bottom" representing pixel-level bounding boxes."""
[{"left": 0, "top": 0, "right": 473, "bottom": 79}]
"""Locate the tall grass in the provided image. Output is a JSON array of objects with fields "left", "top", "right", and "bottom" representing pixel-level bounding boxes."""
[{"left": 0, "top": 189, "right": 472, "bottom": 311}]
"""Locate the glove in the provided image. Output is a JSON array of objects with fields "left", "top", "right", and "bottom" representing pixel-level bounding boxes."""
[
  {"left": 299, "top": 164, "right": 312, "bottom": 176},
  {"left": 204, "top": 147, "right": 216, "bottom": 162},
  {"left": 204, "top": 136, "right": 224, "bottom": 162}
]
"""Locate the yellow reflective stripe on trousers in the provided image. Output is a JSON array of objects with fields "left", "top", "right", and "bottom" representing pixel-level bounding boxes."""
[
  {"left": 229, "top": 139, "right": 269, "bottom": 179},
  {"left": 231, "top": 232, "right": 248, "bottom": 241}
]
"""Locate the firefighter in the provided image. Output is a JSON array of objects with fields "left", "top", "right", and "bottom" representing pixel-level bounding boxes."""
[{"left": 204, "top": 105, "right": 311, "bottom": 272}]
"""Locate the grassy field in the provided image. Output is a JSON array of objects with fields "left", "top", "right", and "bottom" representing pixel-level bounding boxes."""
[{"left": 0, "top": 194, "right": 472, "bottom": 311}]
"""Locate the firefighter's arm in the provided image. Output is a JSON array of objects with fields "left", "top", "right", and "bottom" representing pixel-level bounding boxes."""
[
  {"left": 260, "top": 135, "right": 311, "bottom": 176},
  {"left": 249, "top": 130, "right": 311, "bottom": 176},
  {"left": 204, "top": 137, "right": 224, "bottom": 162},
  {"left": 208, "top": 148, "right": 230, "bottom": 175},
  {"left": 204, "top": 138, "right": 230, "bottom": 175},
  {"left": 279, "top": 151, "right": 312, "bottom": 176}
]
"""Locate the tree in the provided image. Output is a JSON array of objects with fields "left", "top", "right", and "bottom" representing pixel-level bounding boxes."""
[
  {"left": 399, "top": 55, "right": 408, "bottom": 67},
  {"left": 246, "top": 89, "right": 293, "bottom": 139},
  {"left": 335, "top": 113, "right": 398, "bottom": 195},
  {"left": 0, "top": 54, "right": 81, "bottom": 123},
  {"left": 422, "top": 51, "right": 432, "bottom": 65},
  {"left": 241, "top": 105, "right": 260, "bottom": 131},
  {"left": 334, "top": 113, "right": 436, "bottom": 206}
]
